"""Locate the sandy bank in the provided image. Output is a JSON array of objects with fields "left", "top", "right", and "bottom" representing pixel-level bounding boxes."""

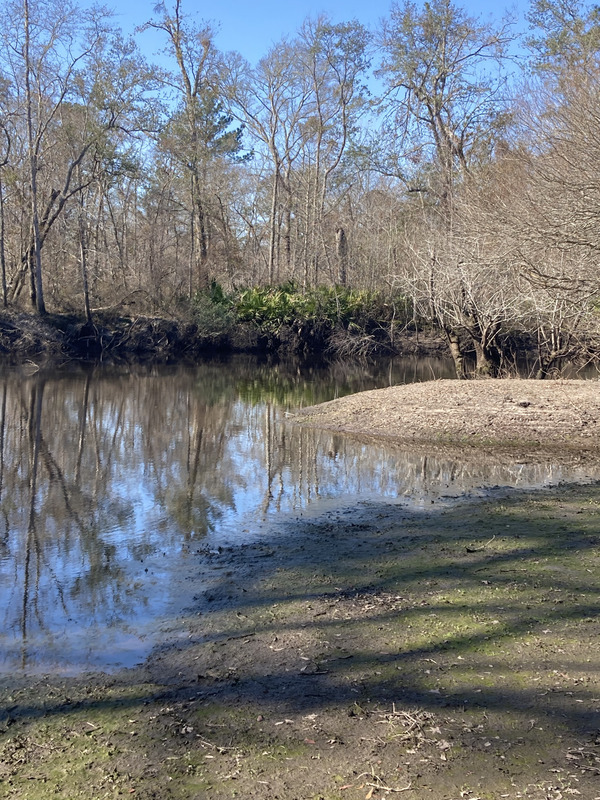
[{"left": 293, "top": 378, "right": 600, "bottom": 451}]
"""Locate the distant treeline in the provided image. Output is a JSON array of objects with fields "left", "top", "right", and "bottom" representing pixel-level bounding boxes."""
[{"left": 1, "top": 0, "right": 600, "bottom": 375}]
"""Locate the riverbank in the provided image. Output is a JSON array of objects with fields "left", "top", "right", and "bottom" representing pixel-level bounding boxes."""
[
  {"left": 0, "top": 301, "right": 436, "bottom": 365},
  {"left": 1, "top": 481, "right": 599, "bottom": 800},
  {"left": 293, "top": 378, "right": 600, "bottom": 454},
  {"left": 0, "top": 309, "right": 222, "bottom": 364}
]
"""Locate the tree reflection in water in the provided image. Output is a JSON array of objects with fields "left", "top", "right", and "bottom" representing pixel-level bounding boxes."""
[{"left": 0, "top": 356, "right": 597, "bottom": 675}]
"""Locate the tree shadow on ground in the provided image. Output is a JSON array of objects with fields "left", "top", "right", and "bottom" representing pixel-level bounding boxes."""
[
  {"left": 1, "top": 484, "right": 599, "bottom": 800},
  {"left": 133, "top": 488, "right": 600, "bottom": 726}
]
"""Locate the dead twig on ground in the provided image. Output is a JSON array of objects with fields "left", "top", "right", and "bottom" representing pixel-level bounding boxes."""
[
  {"left": 357, "top": 770, "right": 413, "bottom": 795},
  {"left": 366, "top": 780, "right": 413, "bottom": 793},
  {"left": 466, "top": 534, "right": 496, "bottom": 553}
]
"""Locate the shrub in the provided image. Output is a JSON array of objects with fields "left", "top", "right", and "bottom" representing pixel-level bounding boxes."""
[
  {"left": 191, "top": 282, "right": 413, "bottom": 356},
  {"left": 191, "top": 287, "right": 235, "bottom": 345}
]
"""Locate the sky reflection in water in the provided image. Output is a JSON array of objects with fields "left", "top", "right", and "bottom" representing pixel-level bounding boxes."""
[{"left": 0, "top": 356, "right": 598, "bottom": 675}]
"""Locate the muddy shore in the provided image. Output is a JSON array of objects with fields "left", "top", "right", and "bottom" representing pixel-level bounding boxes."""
[{"left": 1, "top": 475, "right": 599, "bottom": 799}]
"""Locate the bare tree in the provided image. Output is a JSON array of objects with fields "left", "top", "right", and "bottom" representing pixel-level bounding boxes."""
[
  {"left": 508, "top": 68, "right": 600, "bottom": 373},
  {"left": 3, "top": 0, "right": 111, "bottom": 312},
  {"left": 295, "top": 18, "right": 371, "bottom": 287},
  {"left": 223, "top": 41, "right": 313, "bottom": 284},
  {"left": 143, "top": 2, "right": 243, "bottom": 293},
  {"left": 377, "top": 0, "right": 515, "bottom": 211},
  {"left": 374, "top": 0, "right": 516, "bottom": 376}
]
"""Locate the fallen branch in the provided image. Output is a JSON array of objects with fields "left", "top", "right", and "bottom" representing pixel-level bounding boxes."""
[
  {"left": 466, "top": 534, "right": 496, "bottom": 553},
  {"left": 365, "top": 778, "right": 413, "bottom": 793},
  {"left": 367, "top": 782, "right": 412, "bottom": 793}
]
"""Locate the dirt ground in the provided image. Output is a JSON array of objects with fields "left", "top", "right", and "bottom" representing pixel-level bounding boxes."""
[
  {"left": 292, "top": 379, "right": 600, "bottom": 453},
  {"left": 1, "top": 379, "right": 600, "bottom": 800}
]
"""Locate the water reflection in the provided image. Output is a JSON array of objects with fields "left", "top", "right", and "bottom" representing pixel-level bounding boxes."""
[{"left": 0, "top": 356, "right": 598, "bottom": 675}]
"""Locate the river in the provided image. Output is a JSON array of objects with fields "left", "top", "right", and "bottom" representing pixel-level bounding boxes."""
[{"left": 1, "top": 355, "right": 598, "bottom": 675}]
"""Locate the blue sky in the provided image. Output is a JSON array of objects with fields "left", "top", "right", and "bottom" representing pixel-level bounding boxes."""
[{"left": 110, "top": 0, "right": 527, "bottom": 66}]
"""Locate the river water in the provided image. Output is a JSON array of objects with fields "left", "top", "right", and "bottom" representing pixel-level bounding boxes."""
[{"left": 1, "top": 356, "right": 598, "bottom": 675}]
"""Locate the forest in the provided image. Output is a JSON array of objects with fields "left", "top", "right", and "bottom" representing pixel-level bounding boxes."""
[{"left": 1, "top": 0, "right": 600, "bottom": 377}]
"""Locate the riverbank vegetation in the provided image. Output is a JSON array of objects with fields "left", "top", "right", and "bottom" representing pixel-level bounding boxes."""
[
  {"left": 1, "top": 0, "right": 600, "bottom": 375},
  {"left": 0, "top": 285, "right": 418, "bottom": 362}
]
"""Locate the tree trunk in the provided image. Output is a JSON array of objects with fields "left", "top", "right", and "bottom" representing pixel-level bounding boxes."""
[
  {"left": 268, "top": 169, "right": 279, "bottom": 284},
  {"left": 284, "top": 205, "right": 292, "bottom": 276},
  {"left": 79, "top": 215, "right": 92, "bottom": 324},
  {"left": 472, "top": 340, "right": 496, "bottom": 377},
  {"left": 193, "top": 184, "right": 209, "bottom": 290},
  {"left": 336, "top": 227, "right": 348, "bottom": 286},
  {"left": 443, "top": 325, "right": 468, "bottom": 379},
  {"left": 0, "top": 177, "right": 7, "bottom": 308},
  {"left": 467, "top": 320, "right": 501, "bottom": 377},
  {"left": 24, "top": 0, "right": 45, "bottom": 315}
]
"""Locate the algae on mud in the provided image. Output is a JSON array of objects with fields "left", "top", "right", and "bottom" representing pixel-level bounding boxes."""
[{"left": 0, "top": 482, "right": 599, "bottom": 800}]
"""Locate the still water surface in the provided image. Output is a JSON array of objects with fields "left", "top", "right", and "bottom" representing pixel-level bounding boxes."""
[{"left": 1, "top": 356, "right": 598, "bottom": 675}]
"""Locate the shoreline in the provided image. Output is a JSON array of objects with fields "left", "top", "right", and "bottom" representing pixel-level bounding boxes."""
[
  {"left": 1, "top": 480, "right": 599, "bottom": 798},
  {"left": 293, "top": 377, "right": 600, "bottom": 452},
  {"left": 2, "top": 370, "right": 600, "bottom": 798},
  {"left": 0, "top": 308, "right": 445, "bottom": 365}
]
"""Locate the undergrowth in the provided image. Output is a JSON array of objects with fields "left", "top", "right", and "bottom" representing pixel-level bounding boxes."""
[
  {"left": 0, "top": 283, "right": 423, "bottom": 363},
  {"left": 191, "top": 281, "right": 415, "bottom": 357}
]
